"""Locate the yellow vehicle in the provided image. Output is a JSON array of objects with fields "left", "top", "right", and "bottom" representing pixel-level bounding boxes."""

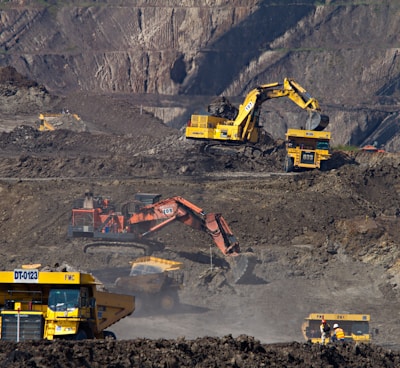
[
  {"left": 38, "top": 112, "right": 82, "bottom": 131},
  {"left": 115, "top": 256, "right": 184, "bottom": 313},
  {"left": 284, "top": 129, "right": 331, "bottom": 172},
  {"left": 0, "top": 265, "right": 134, "bottom": 341},
  {"left": 302, "top": 313, "right": 371, "bottom": 344},
  {"left": 185, "top": 78, "right": 328, "bottom": 146}
]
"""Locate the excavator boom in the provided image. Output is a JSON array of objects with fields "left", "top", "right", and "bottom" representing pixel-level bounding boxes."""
[{"left": 128, "top": 196, "right": 241, "bottom": 256}]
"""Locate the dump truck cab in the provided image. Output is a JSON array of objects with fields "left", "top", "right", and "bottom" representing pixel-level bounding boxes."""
[{"left": 0, "top": 266, "right": 134, "bottom": 341}]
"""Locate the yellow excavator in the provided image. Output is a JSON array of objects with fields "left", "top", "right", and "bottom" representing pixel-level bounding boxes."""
[
  {"left": 185, "top": 78, "right": 329, "bottom": 147},
  {"left": 38, "top": 112, "right": 82, "bottom": 132}
]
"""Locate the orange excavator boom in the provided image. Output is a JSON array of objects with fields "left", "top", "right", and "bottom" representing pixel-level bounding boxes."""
[{"left": 128, "top": 196, "right": 240, "bottom": 256}]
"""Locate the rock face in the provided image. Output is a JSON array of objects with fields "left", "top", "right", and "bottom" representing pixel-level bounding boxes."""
[
  {"left": 0, "top": 0, "right": 259, "bottom": 95},
  {"left": 0, "top": 1, "right": 400, "bottom": 149}
]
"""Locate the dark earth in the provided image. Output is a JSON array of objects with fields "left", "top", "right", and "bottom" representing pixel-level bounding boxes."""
[{"left": 1, "top": 68, "right": 400, "bottom": 367}]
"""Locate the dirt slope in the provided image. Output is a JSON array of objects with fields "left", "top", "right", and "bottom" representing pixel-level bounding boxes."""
[{"left": 0, "top": 68, "right": 400, "bottom": 366}]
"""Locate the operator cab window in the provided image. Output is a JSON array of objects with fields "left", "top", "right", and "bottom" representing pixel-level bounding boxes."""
[{"left": 48, "top": 289, "right": 80, "bottom": 311}]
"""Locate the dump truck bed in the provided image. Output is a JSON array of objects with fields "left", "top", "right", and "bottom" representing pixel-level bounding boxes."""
[{"left": 93, "top": 290, "right": 134, "bottom": 332}]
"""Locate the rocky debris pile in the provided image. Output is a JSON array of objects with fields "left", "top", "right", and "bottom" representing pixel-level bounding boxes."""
[
  {"left": 40, "top": 262, "right": 85, "bottom": 273},
  {"left": 1, "top": 337, "right": 400, "bottom": 368},
  {"left": 0, "top": 66, "right": 54, "bottom": 115},
  {"left": 208, "top": 96, "right": 238, "bottom": 120},
  {"left": 0, "top": 66, "right": 39, "bottom": 89}
]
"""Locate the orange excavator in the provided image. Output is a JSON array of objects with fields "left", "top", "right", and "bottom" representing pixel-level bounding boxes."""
[{"left": 68, "top": 192, "right": 255, "bottom": 283}]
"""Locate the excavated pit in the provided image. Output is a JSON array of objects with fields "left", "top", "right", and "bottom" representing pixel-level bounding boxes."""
[{"left": 1, "top": 67, "right": 400, "bottom": 366}]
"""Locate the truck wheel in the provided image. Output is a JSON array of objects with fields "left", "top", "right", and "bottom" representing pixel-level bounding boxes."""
[
  {"left": 103, "top": 331, "right": 117, "bottom": 340},
  {"left": 160, "top": 293, "right": 178, "bottom": 311},
  {"left": 284, "top": 156, "right": 294, "bottom": 172},
  {"left": 74, "top": 329, "right": 88, "bottom": 340},
  {"left": 320, "top": 160, "right": 329, "bottom": 172}
]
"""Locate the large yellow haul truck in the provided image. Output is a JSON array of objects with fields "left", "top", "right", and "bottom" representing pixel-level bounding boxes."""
[
  {"left": 284, "top": 129, "right": 331, "bottom": 172},
  {"left": 0, "top": 266, "right": 134, "bottom": 341},
  {"left": 302, "top": 313, "right": 371, "bottom": 344}
]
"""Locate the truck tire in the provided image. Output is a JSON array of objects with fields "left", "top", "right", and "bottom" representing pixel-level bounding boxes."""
[
  {"left": 103, "top": 331, "right": 117, "bottom": 340},
  {"left": 320, "top": 160, "right": 329, "bottom": 172},
  {"left": 74, "top": 329, "right": 88, "bottom": 340},
  {"left": 284, "top": 156, "right": 294, "bottom": 173},
  {"left": 160, "top": 292, "right": 179, "bottom": 311}
]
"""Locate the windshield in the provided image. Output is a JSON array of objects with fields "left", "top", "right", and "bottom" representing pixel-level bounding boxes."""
[
  {"left": 48, "top": 289, "right": 80, "bottom": 311},
  {"left": 316, "top": 141, "right": 329, "bottom": 150},
  {"left": 129, "top": 264, "right": 163, "bottom": 276},
  {"left": 351, "top": 322, "right": 370, "bottom": 335}
]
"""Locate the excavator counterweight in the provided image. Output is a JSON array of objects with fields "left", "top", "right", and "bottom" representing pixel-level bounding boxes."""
[{"left": 68, "top": 193, "right": 255, "bottom": 283}]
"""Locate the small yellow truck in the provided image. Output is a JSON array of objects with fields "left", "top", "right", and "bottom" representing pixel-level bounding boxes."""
[
  {"left": 115, "top": 257, "right": 184, "bottom": 313},
  {"left": 302, "top": 313, "right": 371, "bottom": 344},
  {"left": 0, "top": 265, "right": 134, "bottom": 341}
]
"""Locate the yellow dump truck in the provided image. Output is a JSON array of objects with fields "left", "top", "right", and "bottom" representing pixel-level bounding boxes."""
[
  {"left": 0, "top": 265, "right": 134, "bottom": 341},
  {"left": 285, "top": 129, "right": 331, "bottom": 172},
  {"left": 115, "top": 257, "right": 183, "bottom": 313},
  {"left": 302, "top": 313, "right": 371, "bottom": 344}
]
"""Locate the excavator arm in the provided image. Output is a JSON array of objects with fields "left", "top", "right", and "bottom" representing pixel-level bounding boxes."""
[
  {"left": 127, "top": 196, "right": 241, "bottom": 256},
  {"left": 232, "top": 78, "right": 326, "bottom": 139}
]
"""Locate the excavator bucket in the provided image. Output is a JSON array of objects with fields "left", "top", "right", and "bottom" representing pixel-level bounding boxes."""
[
  {"left": 306, "top": 112, "right": 329, "bottom": 131},
  {"left": 227, "top": 252, "right": 258, "bottom": 284}
]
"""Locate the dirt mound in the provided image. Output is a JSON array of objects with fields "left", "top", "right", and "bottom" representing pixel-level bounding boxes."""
[{"left": 2, "top": 338, "right": 400, "bottom": 368}]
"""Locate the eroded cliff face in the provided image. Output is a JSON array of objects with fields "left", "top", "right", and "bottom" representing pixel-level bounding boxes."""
[
  {"left": 0, "top": 0, "right": 260, "bottom": 95},
  {"left": 0, "top": 0, "right": 399, "bottom": 148}
]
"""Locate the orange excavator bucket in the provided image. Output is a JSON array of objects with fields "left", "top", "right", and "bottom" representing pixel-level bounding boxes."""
[{"left": 226, "top": 252, "right": 258, "bottom": 284}]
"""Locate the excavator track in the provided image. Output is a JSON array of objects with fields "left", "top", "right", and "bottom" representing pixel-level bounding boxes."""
[
  {"left": 83, "top": 240, "right": 164, "bottom": 256},
  {"left": 201, "top": 142, "right": 240, "bottom": 157},
  {"left": 201, "top": 142, "right": 264, "bottom": 160}
]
